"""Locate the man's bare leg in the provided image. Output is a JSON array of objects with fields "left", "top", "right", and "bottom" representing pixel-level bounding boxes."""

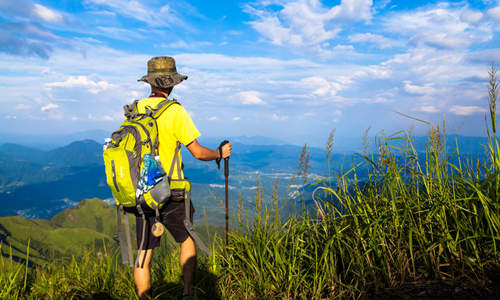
[
  {"left": 134, "top": 249, "right": 154, "bottom": 300},
  {"left": 180, "top": 236, "right": 196, "bottom": 296}
]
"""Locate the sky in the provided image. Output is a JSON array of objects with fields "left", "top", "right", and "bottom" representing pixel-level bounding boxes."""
[{"left": 0, "top": 0, "right": 499, "bottom": 147}]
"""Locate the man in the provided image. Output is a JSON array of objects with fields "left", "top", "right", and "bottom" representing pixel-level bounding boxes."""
[{"left": 133, "top": 56, "right": 231, "bottom": 299}]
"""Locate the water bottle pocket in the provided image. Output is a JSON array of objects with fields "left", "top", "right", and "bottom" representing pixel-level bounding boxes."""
[{"left": 149, "top": 180, "right": 171, "bottom": 204}]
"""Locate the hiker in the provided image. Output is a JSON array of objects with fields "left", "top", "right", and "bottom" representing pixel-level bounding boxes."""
[{"left": 133, "top": 56, "right": 232, "bottom": 299}]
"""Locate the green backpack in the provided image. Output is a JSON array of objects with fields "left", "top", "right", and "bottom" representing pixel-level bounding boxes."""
[{"left": 103, "top": 98, "right": 210, "bottom": 267}]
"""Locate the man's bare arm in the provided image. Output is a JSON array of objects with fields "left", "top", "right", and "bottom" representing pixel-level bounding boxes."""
[{"left": 186, "top": 139, "right": 232, "bottom": 161}]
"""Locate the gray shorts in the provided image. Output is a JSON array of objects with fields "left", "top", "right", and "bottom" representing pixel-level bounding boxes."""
[{"left": 135, "top": 200, "right": 194, "bottom": 249}]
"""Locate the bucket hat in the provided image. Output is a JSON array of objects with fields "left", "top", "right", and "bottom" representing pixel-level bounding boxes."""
[{"left": 138, "top": 56, "right": 188, "bottom": 88}]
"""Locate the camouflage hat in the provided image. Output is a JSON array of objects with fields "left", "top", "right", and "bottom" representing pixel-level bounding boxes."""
[{"left": 138, "top": 56, "right": 188, "bottom": 88}]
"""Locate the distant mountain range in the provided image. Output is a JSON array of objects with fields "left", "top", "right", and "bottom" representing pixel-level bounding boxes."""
[{"left": 0, "top": 134, "right": 495, "bottom": 221}]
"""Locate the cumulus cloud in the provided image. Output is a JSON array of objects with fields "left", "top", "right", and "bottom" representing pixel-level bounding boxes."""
[
  {"left": 272, "top": 113, "right": 288, "bottom": 121},
  {"left": 238, "top": 91, "right": 266, "bottom": 105},
  {"left": 417, "top": 105, "right": 439, "bottom": 113},
  {"left": 41, "top": 103, "right": 59, "bottom": 112},
  {"left": 32, "top": 4, "right": 64, "bottom": 23},
  {"left": 333, "top": 44, "right": 354, "bottom": 51},
  {"left": 385, "top": 4, "right": 493, "bottom": 50},
  {"left": 327, "top": 0, "right": 373, "bottom": 22},
  {"left": 461, "top": 10, "right": 483, "bottom": 23},
  {"left": 300, "top": 76, "right": 344, "bottom": 97},
  {"left": 232, "top": 116, "right": 241, "bottom": 121},
  {"left": 487, "top": 6, "right": 500, "bottom": 21},
  {"left": 349, "top": 33, "right": 397, "bottom": 49},
  {"left": 0, "top": 0, "right": 64, "bottom": 23},
  {"left": 244, "top": 0, "right": 373, "bottom": 56},
  {"left": 46, "top": 76, "right": 115, "bottom": 94},
  {"left": 449, "top": 105, "right": 487, "bottom": 115},
  {"left": 403, "top": 81, "right": 436, "bottom": 95}
]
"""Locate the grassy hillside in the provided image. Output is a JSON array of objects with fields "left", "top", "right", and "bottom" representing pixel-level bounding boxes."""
[
  {"left": 0, "top": 69, "right": 498, "bottom": 299},
  {"left": 52, "top": 198, "right": 124, "bottom": 238},
  {"left": 0, "top": 197, "right": 221, "bottom": 268},
  {"left": 0, "top": 198, "right": 123, "bottom": 265}
]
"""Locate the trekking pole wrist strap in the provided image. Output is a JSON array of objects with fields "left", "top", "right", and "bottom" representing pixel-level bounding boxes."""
[{"left": 216, "top": 140, "right": 229, "bottom": 169}]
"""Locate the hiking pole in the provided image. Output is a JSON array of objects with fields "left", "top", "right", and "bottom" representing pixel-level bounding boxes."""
[
  {"left": 216, "top": 140, "right": 230, "bottom": 246},
  {"left": 224, "top": 157, "right": 229, "bottom": 247}
]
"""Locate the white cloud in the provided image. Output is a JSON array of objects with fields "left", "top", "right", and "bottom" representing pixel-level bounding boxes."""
[
  {"left": 163, "top": 40, "right": 213, "bottom": 49},
  {"left": 461, "top": 10, "right": 483, "bottom": 23},
  {"left": 327, "top": 0, "right": 373, "bottom": 22},
  {"left": 208, "top": 116, "right": 217, "bottom": 121},
  {"left": 403, "top": 81, "right": 436, "bottom": 95},
  {"left": 232, "top": 116, "right": 241, "bottom": 121},
  {"left": 333, "top": 44, "right": 354, "bottom": 51},
  {"left": 32, "top": 4, "right": 64, "bottom": 23},
  {"left": 176, "top": 53, "right": 319, "bottom": 71},
  {"left": 84, "top": 0, "right": 185, "bottom": 28},
  {"left": 96, "top": 27, "right": 143, "bottom": 41},
  {"left": 41, "top": 103, "right": 59, "bottom": 112},
  {"left": 417, "top": 105, "right": 439, "bottom": 113},
  {"left": 385, "top": 4, "right": 493, "bottom": 50},
  {"left": 487, "top": 6, "right": 500, "bottom": 21},
  {"left": 87, "top": 113, "right": 115, "bottom": 121},
  {"left": 272, "top": 113, "right": 288, "bottom": 121},
  {"left": 349, "top": 33, "right": 397, "bottom": 49},
  {"left": 449, "top": 105, "right": 487, "bottom": 115},
  {"left": 5, "top": 115, "right": 17, "bottom": 119},
  {"left": 300, "top": 76, "right": 344, "bottom": 97},
  {"left": 244, "top": 0, "right": 373, "bottom": 56},
  {"left": 238, "top": 91, "right": 266, "bottom": 105},
  {"left": 46, "top": 76, "right": 115, "bottom": 94}
]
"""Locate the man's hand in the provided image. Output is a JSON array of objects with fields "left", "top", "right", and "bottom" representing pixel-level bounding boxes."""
[{"left": 220, "top": 142, "right": 232, "bottom": 159}]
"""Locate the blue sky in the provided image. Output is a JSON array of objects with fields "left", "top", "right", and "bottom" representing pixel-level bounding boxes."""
[{"left": 0, "top": 0, "right": 499, "bottom": 146}]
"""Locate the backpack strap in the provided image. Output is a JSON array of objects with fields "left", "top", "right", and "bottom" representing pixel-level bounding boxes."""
[
  {"left": 123, "top": 100, "right": 139, "bottom": 119},
  {"left": 183, "top": 187, "right": 212, "bottom": 256},
  {"left": 147, "top": 100, "right": 179, "bottom": 153},
  {"left": 135, "top": 204, "right": 148, "bottom": 268},
  {"left": 168, "top": 143, "right": 212, "bottom": 256},
  {"left": 152, "top": 99, "right": 179, "bottom": 119},
  {"left": 117, "top": 204, "right": 134, "bottom": 267},
  {"left": 168, "top": 142, "right": 183, "bottom": 179}
]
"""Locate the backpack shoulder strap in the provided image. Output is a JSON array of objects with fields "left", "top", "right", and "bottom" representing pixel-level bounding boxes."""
[
  {"left": 123, "top": 100, "right": 139, "bottom": 119},
  {"left": 152, "top": 99, "right": 180, "bottom": 119}
]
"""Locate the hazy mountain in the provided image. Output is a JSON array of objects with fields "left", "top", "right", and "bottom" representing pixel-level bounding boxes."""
[
  {"left": 0, "top": 130, "right": 111, "bottom": 150},
  {"left": 0, "top": 134, "right": 494, "bottom": 220}
]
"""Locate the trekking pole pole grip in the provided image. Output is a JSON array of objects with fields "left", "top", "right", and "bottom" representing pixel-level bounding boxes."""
[{"left": 216, "top": 140, "right": 229, "bottom": 169}]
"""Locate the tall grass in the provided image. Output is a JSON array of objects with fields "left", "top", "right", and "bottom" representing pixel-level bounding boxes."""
[
  {"left": 1, "top": 66, "right": 499, "bottom": 299},
  {"left": 0, "top": 242, "right": 30, "bottom": 299},
  {"left": 215, "top": 66, "right": 500, "bottom": 298}
]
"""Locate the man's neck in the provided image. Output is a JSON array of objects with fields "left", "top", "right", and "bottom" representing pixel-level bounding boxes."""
[{"left": 151, "top": 90, "right": 169, "bottom": 99}]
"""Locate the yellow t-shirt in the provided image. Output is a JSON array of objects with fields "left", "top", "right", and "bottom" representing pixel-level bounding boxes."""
[{"left": 137, "top": 97, "right": 200, "bottom": 179}]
